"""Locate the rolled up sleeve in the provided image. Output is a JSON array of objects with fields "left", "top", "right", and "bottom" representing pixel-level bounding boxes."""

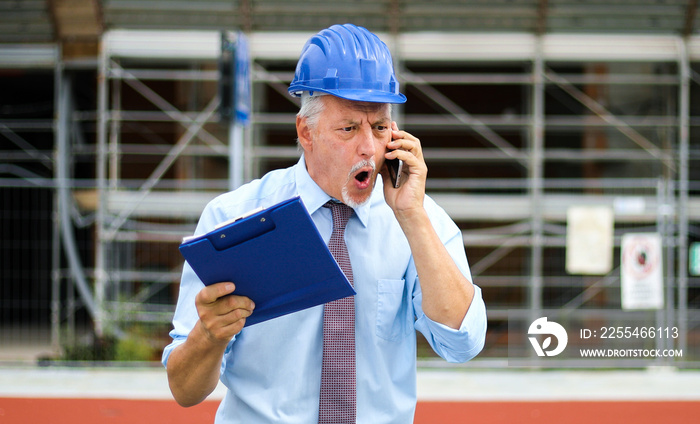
[{"left": 414, "top": 284, "right": 487, "bottom": 363}]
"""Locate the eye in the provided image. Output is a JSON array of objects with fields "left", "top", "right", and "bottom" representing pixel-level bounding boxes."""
[{"left": 374, "top": 124, "right": 390, "bottom": 132}]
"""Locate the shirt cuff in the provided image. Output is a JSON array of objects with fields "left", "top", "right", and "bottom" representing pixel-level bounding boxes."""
[
  {"left": 418, "top": 285, "right": 487, "bottom": 363},
  {"left": 161, "top": 335, "right": 186, "bottom": 368}
]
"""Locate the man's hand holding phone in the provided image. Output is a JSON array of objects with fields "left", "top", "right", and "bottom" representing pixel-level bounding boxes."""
[
  {"left": 385, "top": 122, "right": 404, "bottom": 189},
  {"left": 382, "top": 122, "right": 428, "bottom": 218}
]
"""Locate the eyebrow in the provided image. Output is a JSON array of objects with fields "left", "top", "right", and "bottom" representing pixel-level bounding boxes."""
[
  {"left": 371, "top": 118, "right": 391, "bottom": 127},
  {"left": 335, "top": 118, "right": 390, "bottom": 128},
  {"left": 333, "top": 103, "right": 391, "bottom": 127}
]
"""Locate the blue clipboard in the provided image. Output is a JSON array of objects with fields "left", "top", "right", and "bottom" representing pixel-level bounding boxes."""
[{"left": 179, "top": 196, "right": 355, "bottom": 327}]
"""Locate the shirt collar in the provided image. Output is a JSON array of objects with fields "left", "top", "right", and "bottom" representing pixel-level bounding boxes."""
[{"left": 294, "top": 155, "right": 371, "bottom": 228}]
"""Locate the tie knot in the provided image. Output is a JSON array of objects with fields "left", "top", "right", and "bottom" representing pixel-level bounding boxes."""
[{"left": 325, "top": 201, "right": 353, "bottom": 231}]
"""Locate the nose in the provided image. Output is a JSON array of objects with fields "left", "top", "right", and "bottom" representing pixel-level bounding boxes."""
[{"left": 356, "top": 124, "right": 377, "bottom": 158}]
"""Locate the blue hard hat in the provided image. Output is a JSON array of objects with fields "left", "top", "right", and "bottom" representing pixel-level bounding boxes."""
[{"left": 289, "top": 24, "right": 406, "bottom": 104}]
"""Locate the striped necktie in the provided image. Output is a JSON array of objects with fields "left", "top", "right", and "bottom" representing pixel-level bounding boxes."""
[{"left": 318, "top": 201, "right": 356, "bottom": 423}]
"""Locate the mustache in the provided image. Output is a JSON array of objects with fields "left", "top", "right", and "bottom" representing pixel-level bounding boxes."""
[{"left": 348, "top": 159, "right": 376, "bottom": 176}]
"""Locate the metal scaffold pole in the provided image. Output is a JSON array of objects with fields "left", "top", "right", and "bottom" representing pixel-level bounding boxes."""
[
  {"left": 677, "top": 37, "right": 690, "bottom": 355},
  {"left": 529, "top": 37, "right": 545, "bottom": 317},
  {"left": 95, "top": 36, "right": 109, "bottom": 336}
]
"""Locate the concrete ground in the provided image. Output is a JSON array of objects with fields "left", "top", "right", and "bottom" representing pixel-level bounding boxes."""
[
  {"left": 1, "top": 364, "right": 699, "bottom": 402},
  {"left": 1, "top": 324, "right": 698, "bottom": 403}
]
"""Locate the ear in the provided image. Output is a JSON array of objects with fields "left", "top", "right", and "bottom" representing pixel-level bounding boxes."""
[{"left": 296, "top": 115, "right": 313, "bottom": 151}]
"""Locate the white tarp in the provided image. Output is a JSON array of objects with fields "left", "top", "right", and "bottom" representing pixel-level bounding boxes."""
[{"left": 566, "top": 206, "right": 614, "bottom": 275}]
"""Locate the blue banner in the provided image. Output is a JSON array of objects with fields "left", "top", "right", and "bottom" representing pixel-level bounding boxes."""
[{"left": 234, "top": 31, "right": 251, "bottom": 126}]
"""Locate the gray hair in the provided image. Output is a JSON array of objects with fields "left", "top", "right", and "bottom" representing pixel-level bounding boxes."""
[
  {"left": 295, "top": 93, "right": 325, "bottom": 150},
  {"left": 297, "top": 92, "right": 326, "bottom": 130}
]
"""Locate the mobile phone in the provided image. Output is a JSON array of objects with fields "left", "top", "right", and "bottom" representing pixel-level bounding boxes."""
[
  {"left": 387, "top": 157, "right": 403, "bottom": 188},
  {"left": 387, "top": 123, "right": 404, "bottom": 188}
]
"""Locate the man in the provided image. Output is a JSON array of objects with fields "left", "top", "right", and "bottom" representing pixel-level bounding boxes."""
[{"left": 163, "top": 23, "right": 486, "bottom": 423}]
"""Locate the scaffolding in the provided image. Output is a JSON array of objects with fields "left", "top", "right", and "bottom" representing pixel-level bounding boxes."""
[{"left": 3, "top": 29, "right": 699, "bottom": 365}]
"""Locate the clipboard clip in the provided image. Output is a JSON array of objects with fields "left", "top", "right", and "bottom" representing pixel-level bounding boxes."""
[
  {"left": 214, "top": 206, "right": 265, "bottom": 230},
  {"left": 181, "top": 206, "right": 266, "bottom": 245},
  {"left": 209, "top": 207, "right": 276, "bottom": 251}
]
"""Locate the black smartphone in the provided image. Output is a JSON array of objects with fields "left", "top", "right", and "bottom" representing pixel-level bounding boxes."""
[
  {"left": 387, "top": 157, "right": 403, "bottom": 188},
  {"left": 387, "top": 122, "right": 404, "bottom": 188}
]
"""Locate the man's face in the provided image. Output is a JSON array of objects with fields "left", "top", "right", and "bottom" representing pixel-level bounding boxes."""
[{"left": 298, "top": 96, "right": 392, "bottom": 208}]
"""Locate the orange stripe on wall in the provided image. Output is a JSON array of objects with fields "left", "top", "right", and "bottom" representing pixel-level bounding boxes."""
[
  {"left": 1, "top": 398, "right": 699, "bottom": 423},
  {"left": 0, "top": 398, "right": 218, "bottom": 423},
  {"left": 415, "top": 400, "right": 700, "bottom": 424}
]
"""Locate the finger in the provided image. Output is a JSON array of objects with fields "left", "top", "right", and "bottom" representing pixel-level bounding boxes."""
[
  {"left": 227, "top": 304, "right": 255, "bottom": 323},
  {"left": 204, "top": 294, "right": 256, "bottom": 319},
  {"left": 197, "top": 293, "right": 255, "bottom": 336},
  {"left": 385, "top": 145, "right": 420, "bottom": 167},
  {"left": 217, "top": 297, "right": 255, "bottom": 331},
  {"left": 211, "top": 304, "right": 253, "bottom": 327},
  {"left": 197, "top": 282, "right": 236, "bottom": 305},
  {"left": 389, "top": 130, "right": 421, "bottom": 154},
  {"left": 199, "top": 307, "right": 251, "bottom": 342},
  {"left": 225, "top": 294, "right": 256, "bottom": 314}
]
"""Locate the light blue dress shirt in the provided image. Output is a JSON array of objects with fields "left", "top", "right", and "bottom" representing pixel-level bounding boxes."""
[{"left": 163, "top": 156, "right": 487, "bottom": 423}]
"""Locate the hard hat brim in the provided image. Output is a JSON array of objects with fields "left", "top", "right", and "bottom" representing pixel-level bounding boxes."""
[{"left": 290, "top": 87, "right": 407, "bottom": 104}]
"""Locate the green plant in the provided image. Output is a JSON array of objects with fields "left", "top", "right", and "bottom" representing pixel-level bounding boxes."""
[
  {"left": 61, "top": 336, "right": 116, "bottom": 362},
  {"left": 114, "top": 333, "right": 156, "bottom": 362}
]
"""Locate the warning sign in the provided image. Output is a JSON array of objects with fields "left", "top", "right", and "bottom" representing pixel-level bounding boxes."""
[{"left": 621, "top": 233, "right": 663, "bottom": 310}]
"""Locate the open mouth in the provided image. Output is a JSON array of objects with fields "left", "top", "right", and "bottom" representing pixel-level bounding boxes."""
[
  {"left": 355, "top": 170, "right": 370, "bottom": 184},
  {"left": 351, "top": 163, "right": 374, "bottom": 191}
]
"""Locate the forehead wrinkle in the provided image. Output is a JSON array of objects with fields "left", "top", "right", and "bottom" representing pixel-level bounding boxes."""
[
  {"left": 349, "top": 102, "right": 390, "bottom": 121},
  {"left": 329, "top": 97, "right": 390, "bottom": 117},
  {"left": 344, "top": 109, "right": 390, "bottom": 127}
]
